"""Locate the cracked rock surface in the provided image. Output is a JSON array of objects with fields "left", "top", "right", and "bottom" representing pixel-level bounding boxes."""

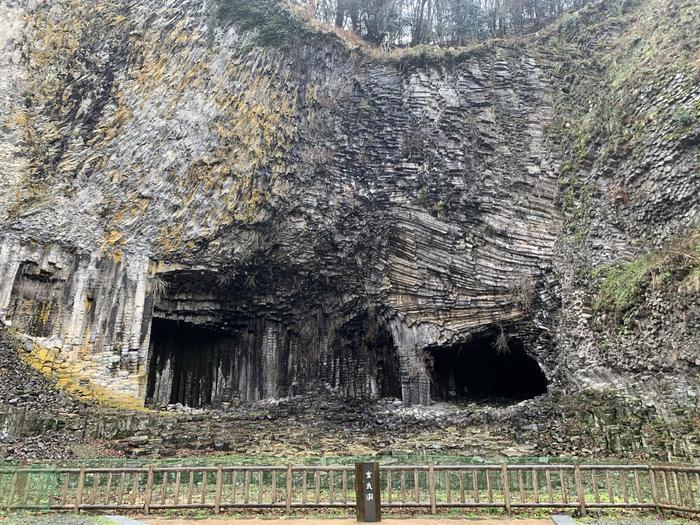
[{"left": 0, "top": 0, "right": 697, "bottom": 461}]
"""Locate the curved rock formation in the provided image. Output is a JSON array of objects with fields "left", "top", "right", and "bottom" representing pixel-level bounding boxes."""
[{"left": 0, "top": 0, "right": 697, "bottom": 419}]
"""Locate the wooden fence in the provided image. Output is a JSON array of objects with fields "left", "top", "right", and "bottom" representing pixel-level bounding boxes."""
[{"left": 1, "top": 463, "right": 698, "bottom": 515}]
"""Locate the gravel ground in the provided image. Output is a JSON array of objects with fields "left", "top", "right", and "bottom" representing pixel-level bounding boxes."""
[
  {"left": 0, "top": 328, "right": 84, "bottom": 461},
  {"left": 0, "top": 515, "right": 118, "bottom": 525},
  {"left": 0, "top": 329, "right": 79, "bottom": 411}
]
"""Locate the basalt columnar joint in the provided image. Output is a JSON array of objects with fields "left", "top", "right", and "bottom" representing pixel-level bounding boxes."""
[{"left": 0, "top": 0, "right": 697, "bottom": 412}]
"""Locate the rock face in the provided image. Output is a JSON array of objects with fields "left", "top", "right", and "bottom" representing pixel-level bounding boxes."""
[
  {"left": 0, "top": 0, "right": 697, "bottom": 423},
  {"left": 545, "top": 0, "right": 700, "bottom": 421}
]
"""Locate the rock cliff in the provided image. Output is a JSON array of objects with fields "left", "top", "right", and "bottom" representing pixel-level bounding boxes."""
[{"left": 0, "top": 0, "right": 697, "bottom": 441}]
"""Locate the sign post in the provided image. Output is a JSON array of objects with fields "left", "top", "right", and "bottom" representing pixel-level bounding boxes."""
[{"left": 355, "top": 462, "right": 381, "bottom": 522}]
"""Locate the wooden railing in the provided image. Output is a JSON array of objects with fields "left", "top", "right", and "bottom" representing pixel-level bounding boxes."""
[{"left": 1, "top": 463, "right": 698, "bottom": 514}]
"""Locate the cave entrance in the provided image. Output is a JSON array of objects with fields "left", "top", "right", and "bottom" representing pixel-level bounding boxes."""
[
  {"left": 427, "top": 332, "right": 547, "bottom": 403},
  {"left": 326, "top": 311, "right": 402, "bottom": 400},
  {"left": 146, "top": 316, "right": 293, "bottom": 408},
  {"left": 146, "top": 318, "right": 240, "bottom": 408}
]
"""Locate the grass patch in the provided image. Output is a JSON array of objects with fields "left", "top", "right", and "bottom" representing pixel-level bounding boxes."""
[
  {"left": 593, "top": 254, "right": 660, "bottom": 317},
  {"left": 382, "top": 42, "right": 493, "bottom": 68},
  {"left": 213, "top": 0, "right": 341, "bottom": 50},
  {"left": 593, "top": 229, "right": 700, "bottom": 319},
  {"left": 216, "top": 0, "right": 299, "bottom": 47}
]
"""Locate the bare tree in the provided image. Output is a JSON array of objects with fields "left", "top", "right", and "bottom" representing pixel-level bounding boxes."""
[{"left": 291, "top": 0, "right": 590, "bottom": 46}]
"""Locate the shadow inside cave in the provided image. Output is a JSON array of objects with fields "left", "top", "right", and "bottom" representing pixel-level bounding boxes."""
[
  {"left": 426, "top": 332, "right": 547, "bottom": 404},
  {"left": 145, "top": 304, "right": 546, "bottom": 410}
]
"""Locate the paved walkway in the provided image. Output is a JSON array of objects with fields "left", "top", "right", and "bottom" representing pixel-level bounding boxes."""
[{"left": 142, "top": 518, "right": 552, "bottom": 525}]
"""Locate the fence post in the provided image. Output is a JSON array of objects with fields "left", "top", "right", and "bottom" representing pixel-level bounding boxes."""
[
  {"left": 574, "top": 465, "right": 586, "bottom": 516},
  {"left": 14, "top": 463, "right": 28, "bottom": 510},
  {"left": 144, "top": 465, "right": 154, "bottom": 515},
  {"left": 501, "top": 463, "right": 511, "bottom": 514},
  {"left": 7, "top": 471, "right": 18, "bottom": 511},
  {"left": 286, "top": 464, "right": 293, "bottom": 513},
  {"left": 214, "top": 465, "right": 223, "bottom": 514},
  {"left": 75, "top": 468, "right": 85, "bottom": 513},
  {"left": 648, "top": 466, "right": 662, "bottom": 515},
  {"left": 428, "top": 464, "right": 437, "bottom": 514}
]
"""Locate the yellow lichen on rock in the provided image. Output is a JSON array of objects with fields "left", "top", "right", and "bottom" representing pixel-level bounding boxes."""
[{"left": 20, "top": 340, "right": 147, "bottom": 411}]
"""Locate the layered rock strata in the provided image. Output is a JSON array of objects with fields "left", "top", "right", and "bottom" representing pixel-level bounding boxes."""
[{"left": 0, "top": 0, "right": 696, "bottom": 416}]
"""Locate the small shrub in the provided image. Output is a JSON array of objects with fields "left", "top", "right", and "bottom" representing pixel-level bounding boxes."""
[
  {"left": 593, "top": 229, "right": 700, "bottom": 320},
  {"left": 677, "top": 109, "right": 695, "bottom": 128},
  {"left": 509, "top": 274, "right": 536, "bottom": 313},
  {"left": 216, "top": 273, "right": 234, "bottom": 287},
  {"left": 416, "top": 186, "right": 429, "bottom": 207},
  {"left": 493, "top": 325, "right": 509, "bottom": 354},
  {"left": 434, "top": 200, "right": 446, "bottom": 215},
  {"left": 151, "top": 275, "right": 170, "bottom": 302},
  {"left": 559, "top": 13, "right": 580, "bottom": 38}
]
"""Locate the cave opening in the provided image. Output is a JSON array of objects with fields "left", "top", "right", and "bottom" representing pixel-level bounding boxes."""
[
  {"left": 146, "top": 316, "right": 294, "bottom": 408},
  {"left": 146, "top": 318, "right": 243, "bottom": 408},
  {"left": 427, "top": 332, "right": 547, "bottom": 403},
  {"left": 326, "top": 311, "right": 402, "bottom": 400},
  {"left": 145, "top": 305, "right": 404, "bottom": 408}
]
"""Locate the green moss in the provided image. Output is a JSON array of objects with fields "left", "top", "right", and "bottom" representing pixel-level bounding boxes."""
[
  {"left": 216, "top": 0, "right": 296, "bottom": 47},
  {"left": 214, "top": 0, "right": 339, "bottom": 49}
]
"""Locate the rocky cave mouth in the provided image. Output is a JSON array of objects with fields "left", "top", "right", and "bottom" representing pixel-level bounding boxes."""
[
  {"left": 325, "top": 310, "right": 403, "bottom": 400},
  {"left": 426, "top": 333, "right": 547, "bottom": 403},
  {"left": 144, "top": 308, "right": 405, "bottom": 409},
  {"left": 142, "top": 268, "right": 545, "bottom": 409},
  {"left": 145, "top": 319, "right": 247, "bottom": 408}
]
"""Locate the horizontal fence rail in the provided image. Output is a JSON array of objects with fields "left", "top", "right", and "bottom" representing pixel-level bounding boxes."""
[{"left": 0, "top": 464, "right": 698, "bottom": 515}]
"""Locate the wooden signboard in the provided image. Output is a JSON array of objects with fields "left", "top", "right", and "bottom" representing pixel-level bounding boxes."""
[{"left": 355, "top": 462, "right": 381, "bottom": 522}]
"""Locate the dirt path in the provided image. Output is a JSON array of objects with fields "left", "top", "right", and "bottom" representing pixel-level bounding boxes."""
[{"left": 145, "top": 519, "right": 553, "bottom": 525}]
